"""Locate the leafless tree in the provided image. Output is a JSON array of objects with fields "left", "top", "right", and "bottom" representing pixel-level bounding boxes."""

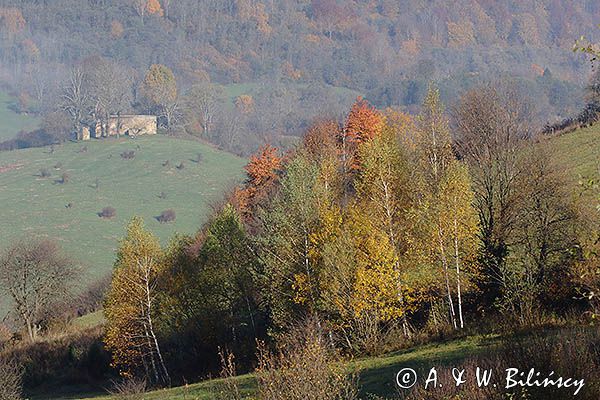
[
  {"left": 256, "top": 318, "right": 358, "bottom": 400},
  {"left": 0, "top": 239, "right": 80, "bottom": 341},
  {"left": 85, "top": 57, "right": 134, "bottom": 137},
  {"left": 452, "top": 83, "right": 533, "bottom": 299},
  {"left": 184, "top": 83, "right": 224, "bottom": 139},
  {"left": 131, "top": 0, "right": 157, "bottom": 23},
  {"left": 511, "top": 146, "right": 579, "bottom": 288},
  {"left": 108, "top": 377, "right": 147, "bottom": 400},
  {"left": 0, "top": 358, "right": 22, "bottom": 400},
  {"left": 61, "top": 66, "right": 91, "bottom": 140}
]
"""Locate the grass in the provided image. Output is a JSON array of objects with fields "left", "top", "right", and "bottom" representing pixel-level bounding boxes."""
[
  {"left": 220, "top": 82, "right": 361, "bottom": 111},
  {"left": 0, "top": 91, "right": 40, "bottom": 141},
  {"left": 72, "top": 311, "right": 105, "bottom": 329},
  {"left": 0, "top": 135, "right": 245, "bottom": 312},
  {"left": 34, "top": 334, "right": 499, "bottom": 400},
  {"left": 544, "top": 123, "right": 600, "bottom": 180}
]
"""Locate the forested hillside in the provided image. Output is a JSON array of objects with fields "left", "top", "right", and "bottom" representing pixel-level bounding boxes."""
[{"left": 0, "top": 0, "right": 598, "bottom": 153}]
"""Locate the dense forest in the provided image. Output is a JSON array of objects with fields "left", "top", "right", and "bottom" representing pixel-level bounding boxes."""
[{"left": 0, "top": 0, "right": 599, "bottom": 154}]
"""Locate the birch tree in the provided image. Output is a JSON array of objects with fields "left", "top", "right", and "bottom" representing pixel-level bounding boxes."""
[
  {"left": 104, "top": 217, "right": 170, "bottom": 386},
  {"left": 416, "top": 86, "right": 459, "bottom": 328},
  {"left": 257, "top": 154, "right": 326, "bottom": 327},
  {"left": 355, "top": 127, "right": 413, "bottom": 334},
  {"left": 412, "top": 86, "right": 480, "bottom": 329},
  {"left": 437, "top": 162, "right": 478, "bottom": 329}
]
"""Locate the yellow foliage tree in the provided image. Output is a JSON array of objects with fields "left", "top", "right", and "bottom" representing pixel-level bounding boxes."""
[
  {"left": 104, "top": 217, "right": 170, "bottom": 385},
  {"left": 436, "top": 162, "right": 479, "bottom": 328},
  {"left": 415, "top": 85, "right": 479, "bottom": 329},
  {"left": 139, "top": 64, "right": 177, "bottom": 128},
  {"left": 347, "top": 207, "right": 403, "bottom": 322}
]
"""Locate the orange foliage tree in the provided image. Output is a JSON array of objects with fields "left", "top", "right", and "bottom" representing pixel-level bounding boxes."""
[
  {"left": 343, "top": 97, "right": 385, "bottom": 171},
  {"left": 344, "top": 97, "right": 385, "bottom": 145},
  {"left": 146, "top": 0, "right": 164, "bottom": 16},
  {"left": 302, "top": 119, "right": 340, "bottom": 160},
  {"left": 234, "top": 145, "right": 282, "bottom": 221}
]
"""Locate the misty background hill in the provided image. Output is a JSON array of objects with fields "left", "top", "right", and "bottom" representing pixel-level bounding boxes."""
[{"left": 0, "top": 0, "right": 598, "bottom": 154}]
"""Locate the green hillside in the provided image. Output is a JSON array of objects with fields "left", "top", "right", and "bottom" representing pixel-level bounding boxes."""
[
  {"left": 545, "top": 124, "right": 600, "bottom": 180},
  {"left": 0, "top": 136, "right": 245, "bottom": 294},
  {"left": 0, "top": 91, "right": 40, "bottom": 141},
  {"left": 36, "top": 334, "right": 498, "bottom": 400}
]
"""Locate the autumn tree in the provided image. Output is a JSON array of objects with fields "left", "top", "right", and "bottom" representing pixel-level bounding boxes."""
[
  {"left": 340, "top": 96, "right": 386, "bottom": 202},
  {"left": 302, "top": 119, "right": 340, "bottom": 161},
  {"left": 140, "top": 64, "right": 178, "bottom": 129},
  {"left": 132, "top": 0, "right": 163, "bottom": 23},
  {"left": 0, "top": 7, "right": 26, "bottom": 40},
  {"left": 257, "top": 154, "right": 326, "bottom": 327},
  {"left": 234, "top": 145, "right": 282, "bottom": 222},
  {"left": 302, "top": 119, "right": 344, "bottom": 201},
  {"left": 342, "top": 206, "right": 405, "bottom": 348},
  {"left": 416, "top": 86, "right": 478, "bottom": 329},
  {"left": 419, "top": 87, "right": 456, "bottom": 326},
  {"left": 436, "top": 162, "right": 478, "bottom": 329},
  {"left": 354, "top": 126, "right": 412, "bottom": 334},
  {"left": 104, "top": 217, "right": 170, "bottom": 386},
  {"left": 311, "top": 0, "right": 353, "bottom": 39},
  {"left": 343, "top": 97, "right": 385, "bottom": 168},
  {"left": 0, "top": 238, "right": 79, "bottom": 341}
]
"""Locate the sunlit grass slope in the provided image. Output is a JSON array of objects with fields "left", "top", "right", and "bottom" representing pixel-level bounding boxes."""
[{"left": 0, "top": 136, "right": 245, "bottom": 290}]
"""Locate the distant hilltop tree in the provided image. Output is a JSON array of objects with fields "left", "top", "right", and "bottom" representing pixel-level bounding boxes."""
[{"left": 139, "top": 64, "right": 177, "bottom": 129}]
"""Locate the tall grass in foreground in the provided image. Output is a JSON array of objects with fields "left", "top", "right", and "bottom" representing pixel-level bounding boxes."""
[{"left": 391, "top": 326, "right": 600, "bottom": 400}]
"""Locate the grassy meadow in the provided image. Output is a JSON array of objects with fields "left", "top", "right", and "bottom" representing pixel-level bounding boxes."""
[
  {"left": 34, "top": 334, "right": 500, "bottom": 400},
  {"left": 0, "top": 135, "right": 245, "bottom": 306},
  {"left": 545, "top": 123, "right": 600, "bottom": 180}
]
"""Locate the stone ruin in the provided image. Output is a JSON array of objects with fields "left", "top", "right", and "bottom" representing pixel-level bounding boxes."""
[{"left": 81, "top": 115, "right": 157, "bottom": 140}]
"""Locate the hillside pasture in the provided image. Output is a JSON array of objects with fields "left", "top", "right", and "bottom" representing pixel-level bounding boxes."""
[{"left": 0, "top": 136, "right": 245, "bottom": 302}]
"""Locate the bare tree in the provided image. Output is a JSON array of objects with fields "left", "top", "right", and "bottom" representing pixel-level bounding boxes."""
[
  {"left": 452, "top": 83, "right": 533, "bottom": 301},
  {"left": 132, "top": 0, "right": 147, "bottom": 23},
  {"left": 61, "top": 66, "right": 91, "bottom": 140},
  {"left": 183, "top": 83, "right": 224, "bottom": 139},
  {"left": 85, "top": 57, "right": 133, "bottom": 137},
  {"left": 0, "top": 358, "right": 22, "bottom": 400},
  {"left": 0, "top": 239, "right": 79, "bottom": 341}
]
